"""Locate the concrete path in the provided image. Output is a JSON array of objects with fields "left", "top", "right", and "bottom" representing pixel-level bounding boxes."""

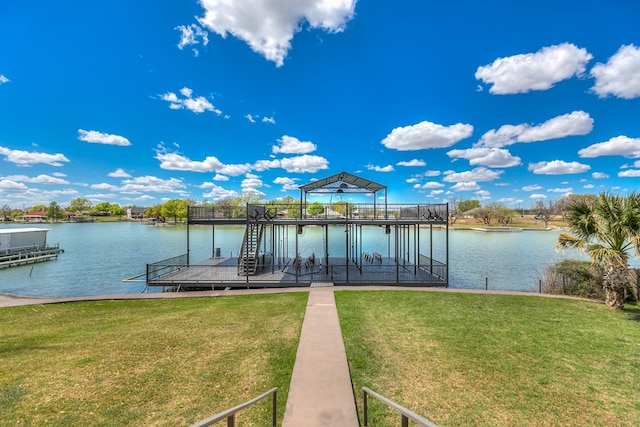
[{"left": 282, "top": 287, "right": 359, "bottom": 427}]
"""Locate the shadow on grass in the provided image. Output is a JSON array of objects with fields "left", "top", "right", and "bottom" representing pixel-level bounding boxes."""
[{"left": 623, "top": 302, "right": 640, "bottom": 321}]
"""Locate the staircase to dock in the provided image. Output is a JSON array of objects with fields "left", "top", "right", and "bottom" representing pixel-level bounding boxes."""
[{"left": 237, "top": 222, "right": 265, "bottom": 276}]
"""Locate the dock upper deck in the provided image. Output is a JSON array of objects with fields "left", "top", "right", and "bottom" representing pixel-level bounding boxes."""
[{"left": 187, "top": 203, "right": 448, "bottom": 226}]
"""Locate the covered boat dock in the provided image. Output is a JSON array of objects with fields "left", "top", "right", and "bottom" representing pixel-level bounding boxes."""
[{"left": 143, "top": 172, "right": 449, "bottom": 290}]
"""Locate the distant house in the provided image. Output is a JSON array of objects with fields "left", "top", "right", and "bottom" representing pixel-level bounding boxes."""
[
  {"left": 127, "top": 207, "right": 146, "bottom": 219},
  {"left": 17, "top": 211, "right": 48, "bottom": 223}
]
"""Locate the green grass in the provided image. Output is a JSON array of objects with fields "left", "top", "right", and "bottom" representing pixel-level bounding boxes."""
[
  {"left": 0, "top": 294, "right": 307, "bottom": 426},
  {"left": 336, "top": 291, "right": 640, "bottom": 427}
]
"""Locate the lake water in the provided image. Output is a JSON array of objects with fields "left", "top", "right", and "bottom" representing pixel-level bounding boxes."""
[{"left": 0, "top": 221, "right": 623, "bottom": 297}]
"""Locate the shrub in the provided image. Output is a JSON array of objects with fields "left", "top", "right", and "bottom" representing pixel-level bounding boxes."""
[{"left": 542, "top": 259, "right": 605, "bottom": 300}]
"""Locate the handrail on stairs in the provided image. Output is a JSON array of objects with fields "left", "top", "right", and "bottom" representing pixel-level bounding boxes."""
[
  {"left": 363, "top": 387, "right": 439, "bottom": 427},
  {"left": 190, "top": 387, "right": 278, "bottom": 427}
]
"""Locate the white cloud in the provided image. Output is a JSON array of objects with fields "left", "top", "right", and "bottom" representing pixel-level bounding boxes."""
[
  {"left": 451, "top": 181, "right": 481, "bottom": 192},
  {"left": 200, "top": 182, "right": 239, "bottom": 200},
  {"left": 279, "top": 154, "right": 329, "bottom": 173},
  {"left": 443, "top": 167, "right": 503, "bottom": 183},
  {"left": 477, "top": 111, "right": 593, "bottom": 148},
  {"left": 108, "top": 168, "right": 131, "bottom": 178},
  {"left": 154, "top": 147, "right": 251, "bottom": 176},
  {"left": 120, "top": 176, "right": 187, "bottom": 194},
  {"left": 475, "top": 43, "right": 592, "bottom": 94},
  {"left": 91, "top": 183, "right": 119, "bottom": 191},
  {"left": 522, "top": 185, "right": 542, "bottom": 191},
  {"left": 213, "top": 174, "right": 229, "bottom": 181},
  {"left": 176, "top": 23, "right": 209, "bottom": 56},
  {"left": 528, "top": 160, "right": 591, "bottom": 175},
  {"left": 78, "top": 129, "right": 131, "bottom": 146},
  {"left": 381, "top": 120, "right": 473, "bottom": 151},
  {"left": 272, "top": 135, "right": 317, "bottom": 154},
  {"left": 591, "top": 44, "right": 640, "bottom": 99},
  {"left": 274, "top": 176, "right": 299, "bottom": 191},
  {"left": 0, "top": 75, "right": 9, "bottom": 84},
  {"left": 530, "top": 193, "right": 547, "bottom": 199},
  {"left": 414, "top": 181, "right": 444, "bottom": 189},
  {"left": 262, "top": 116, "right": 276, "bottom": 124},
  {"left": 548, "top": 187, "right": 573, "bottom": 193},
  {"left": 0, "top": 145, "right": 69, "bottom": 167},
  {"left": 396, "top": 159, "right": 426, "bottom": 167},
  {"left": 245, "top": 114, "right": 256, "bottom": 123},
  {"left": 447, "top": 147, "right": 521, "bottom": 167},
  {"left": 578, "top": 135, "right": 640, "bottom": 158},
  {"left": 592, "top": 172, "right": 609, "bottom": 179},
  {"left": 3, "top": 174, "right": 69, "bottom": 185},
  {"left": 366, "top": 164, "right": 394, "bottom": 172},
  {"left": 618, "top": 169, "right": 640, "bottom": 178},
  {"left": 160, "top": 87, "right": 221, "bottom": 114},
  {"left": 253, "top": 159, "right": 282, "bottom": 171},
  {"left": 241, "top": 173, "right": 263, "bottom": 191},
  {"left": 196, "top": 0, "right": 357, "bottom": 67}
]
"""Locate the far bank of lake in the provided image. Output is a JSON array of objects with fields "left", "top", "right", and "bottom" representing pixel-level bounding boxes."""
[{"left": 0, "top": 221, "right": 626, "bottom": 298}]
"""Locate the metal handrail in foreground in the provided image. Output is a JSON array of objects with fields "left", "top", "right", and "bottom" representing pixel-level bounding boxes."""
[
  {"left": 190, "top": 387, "right": 277, "bottom": 427},
  {"left": 363, "top": 387, "right": 439, "bottom": 427}
]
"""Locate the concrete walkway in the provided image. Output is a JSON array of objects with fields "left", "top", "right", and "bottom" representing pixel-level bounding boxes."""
[{"left": 282, "top": 287, "right": 359, "bottom": 427}]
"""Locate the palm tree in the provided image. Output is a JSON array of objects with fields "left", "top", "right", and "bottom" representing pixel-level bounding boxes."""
[{"left": 556, "top": 192, "right": 640, "bottom": 309}]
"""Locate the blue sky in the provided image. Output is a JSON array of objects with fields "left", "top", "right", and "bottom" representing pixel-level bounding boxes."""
[{"left": 1, "top": 0, "right": 640, "bottom": 210}]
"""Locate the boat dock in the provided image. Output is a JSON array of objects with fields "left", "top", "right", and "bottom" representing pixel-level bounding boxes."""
[{"left": 0, "top": 247, "right": 64, "bottom": 269}]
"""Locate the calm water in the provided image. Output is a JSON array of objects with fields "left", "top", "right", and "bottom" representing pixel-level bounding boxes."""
[{"left": 0, "top": 222, "right": 623, "bottom": 297}]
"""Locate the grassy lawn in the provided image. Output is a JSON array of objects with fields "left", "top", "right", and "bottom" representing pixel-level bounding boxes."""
[
  {"left": 337, "top": 291, "right": 640, "bottom": 427},
  {"left": 0, "top": 293, "right": 307, "bottom": 426}
]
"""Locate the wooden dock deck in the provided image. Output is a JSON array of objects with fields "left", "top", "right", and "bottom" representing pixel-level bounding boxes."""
[
  {"left": 0, "top": 248, "right": 65, "bottom": 270},
  {"left": 146, "top": 255, "right": 447, "bottom": 290}
]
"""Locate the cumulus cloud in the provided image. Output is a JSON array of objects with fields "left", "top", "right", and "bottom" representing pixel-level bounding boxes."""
[
  {"left": 262, "top": 116, "right": 276, "bottom": 124},
  {"left": 592, "top": 172, "right": 609, "bottom": 179},
  {"left": 578, "top": 135, "right": 640, "bottom": 158},
  {"left": 447, "top": 147, "right": 521, "bottom": 167},
  {"left": 413, "top": 181, "right": 444, "bottom": 189},
  {"left": 108, "top": 168, "right": 131, "bottom": 178},
  {"left": 396, "top": 159, "right": 426, "bottom": 167},
  {"left": 381, "top": 120, "right": 473, "bottom": 151},
  {"left": 477, "top": 111, "right": 593, "bottom": 148},
  {"left": 528, "top": 160, "right": 591, "bottom": 175},
  {"left": 3, "top": 174, "right": 70, "bottom": 185},
  {"left": 78, "top": 129, "right": 131, "bottom": 146},
  {"left": 522, "top": 185, "right": 542, "bottom": 191},
  {"left": 245, "top": 114, "right": 256, "bottom": 123},
  {"left": 274, "top": 176, "right": 299, "bottom": 191},
  {"left": 619, "top": 169, "right": 640, "bottom": 177},
  {"left": 160, "top": 87, "right": 221, "bottom": 114},
  {"left": 451, "top": 181, "right": 481, "bottom": 192},
  {"left": 176, "top": 23, "right": 209, "bottom": 56},
  {"left": 0, "top": 75, "right": 9, "bottom": 84},
  {"left": 280, "top": 154, "right": 329, "bottom": 173},
  {"left": 200, "top": 182, "right": 239, "bottom": 200},
  {"left": 590, "top": 44, "right": 640, "bottom": 99},
  {"left": 0, "top": 145, "right": 70, "bottom": 167},
  {"left": 530, "top": 193, "right": 547, "bottom": 199},
  {"left": 154, "top": 146, "right": 251, "bottom": 176},
  {"left": 241, "top": 173, "right": 264, "bottom": 192},
  {"left": 119, "top": 176, "right": 187, "bottom": 194},
  {"left": 475, "top": 43, "right": 592, "bottom": 94},
  {"left": 443, "top": 167, "right": 503, "bottom": 183},
  {"left": 272, "top": 135, "right": 317, "bottom": 154},
  {"left": 366, "top": 164, "right": 394, "bottom": 172},
  {"left": 213, "top": 174, "right": 229, "bottom": 181},
  {"left": 196, "top": 0, "right": 357, "bottom": 67}
]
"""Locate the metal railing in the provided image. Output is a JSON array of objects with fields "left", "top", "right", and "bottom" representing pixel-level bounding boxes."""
[
  {"left": 363, "top": 387, "right": 439, "bottom": 427},
  {"left": 188, "top": 203, "right": 448, "bottom": 222},
  {"left": 190, "top": 387, "right": 277, "bottom": 427},
  {"left": 146, "top": 254, "right": 188, "bottom": 281}
]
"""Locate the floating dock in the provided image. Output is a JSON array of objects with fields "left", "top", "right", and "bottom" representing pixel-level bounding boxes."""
[{"left": 0, "top": 228, "right": 64, "bottom": 269}]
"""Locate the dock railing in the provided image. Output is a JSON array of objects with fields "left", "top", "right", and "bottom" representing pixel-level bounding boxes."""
[
  {"left": 189, "top": 387, "right": 277, "bottom": 427},
  {"left": 146, "top": 254, "right": 188, "bottom": 281},
  {"left": 363, "top": 387, "right": 439, "bottom": 427}
]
